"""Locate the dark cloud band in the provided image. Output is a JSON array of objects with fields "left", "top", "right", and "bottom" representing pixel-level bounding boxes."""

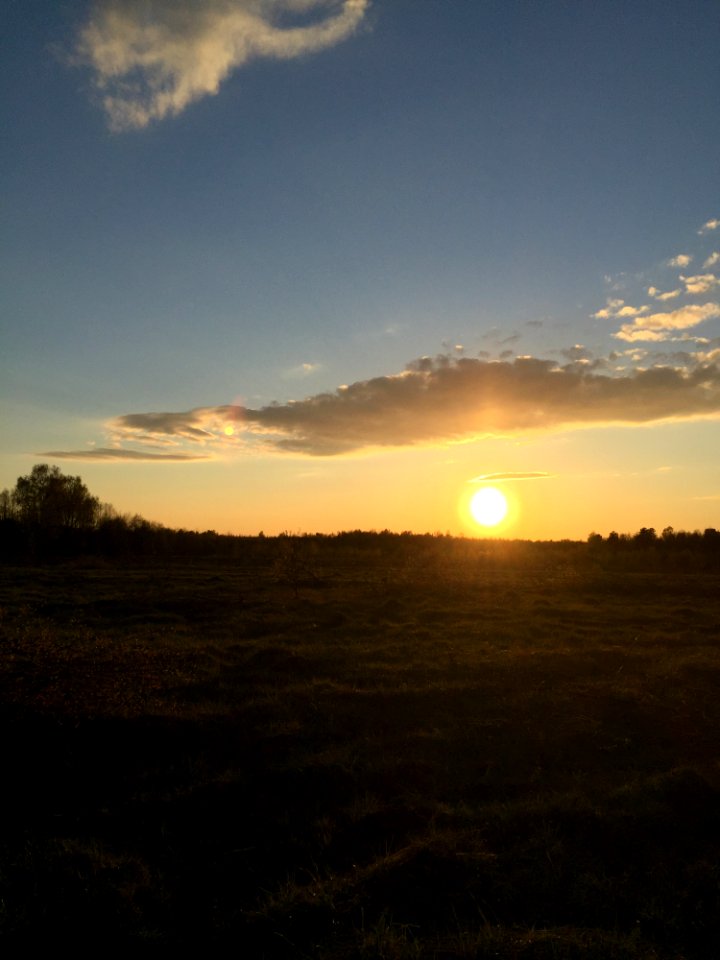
[
  {"left": 105, "top": 356, "right": 720, "bottom": 458},
  {"left": 41, "top": 448, "right": 210, "bottom": 461}
]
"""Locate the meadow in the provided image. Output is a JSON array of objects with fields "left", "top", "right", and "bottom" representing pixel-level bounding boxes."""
[{"left": 1, "top": 535, "right": 720, "bottom": 956}]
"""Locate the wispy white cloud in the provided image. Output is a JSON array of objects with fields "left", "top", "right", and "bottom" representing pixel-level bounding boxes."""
[
  {"left": 668, "top": 253, "right": 692, "bottom": 268},
  {"left": 99, "top": 354, "right": 720, "bottom": 458},
  {"left": 592, "top": 298, "right": 625, "bottom": 319},
  {"left": 619, "top": 348, "right": 649, "bottom": 362},
  {"left": 613, "top": 302, "right": 720, "bottom": 342},
  {"left": 648, "top": 285, "right": 681, "bottom": 301},
  {"left": 592, "top": 298, "right": 647, "bottom": 319},
  {"left": 469, "top": 472, "right": 552, "bottom": 483},
  {"left": 681, "top": 273, "right": 720, "bottom": 295},
  {"left": 698, "top": 219, "right": 720, "bottom": 235},
  {"left": 688, "top": 348, "right": 720, "bottom": 368},
  {"left": 75, "top": 0, "right": 369, "bottom": 130},
  {"left": 282, "top": 361, "right": 323, "bottom": 379},
  {"left": 704, "top": 252, "right": 720, "bottom": 269}
]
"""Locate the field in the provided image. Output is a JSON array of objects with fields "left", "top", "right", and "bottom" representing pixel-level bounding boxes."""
[{"left": 1, "top": 537, "right": 720, "bottom": 956}]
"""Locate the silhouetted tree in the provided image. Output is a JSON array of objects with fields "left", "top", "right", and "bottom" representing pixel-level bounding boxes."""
[
  {"left": 0, "top": 488, "right": 13, "bottom": 521},
  {"left": 11, "top": 464, "right": 100, "bottom": 530},
  {"left": 633, "top": 527, "right": 657, "bottom": 547}
]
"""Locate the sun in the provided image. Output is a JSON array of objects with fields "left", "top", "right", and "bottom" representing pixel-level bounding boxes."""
[{"left": 470, "top": 487, "right": 508, "bottom": 527}]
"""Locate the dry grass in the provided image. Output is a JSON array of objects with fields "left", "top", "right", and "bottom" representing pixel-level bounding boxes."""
[{"left": 1, "top": 542, "right": 719, "bottom": 954}]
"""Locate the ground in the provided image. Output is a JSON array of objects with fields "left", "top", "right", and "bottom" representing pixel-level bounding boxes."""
[{"left": 1, "top": 538, "right": 719, "bottom": 955}]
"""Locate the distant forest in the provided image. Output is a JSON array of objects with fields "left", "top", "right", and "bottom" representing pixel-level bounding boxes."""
[{"left": 1, "top": 464, "right": 719, "bottom": 568}]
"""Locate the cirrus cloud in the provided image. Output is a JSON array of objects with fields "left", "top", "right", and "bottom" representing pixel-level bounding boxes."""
[
  {"left": 75, "top": 0, "right": 369, "bottom": 130},
  {"left": 469, "top": 472, "right": 552, "bottom": 483}
]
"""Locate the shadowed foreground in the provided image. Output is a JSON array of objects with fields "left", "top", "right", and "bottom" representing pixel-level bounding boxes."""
[{"left": 1, "top": 539, "right": 720, "bottom": 956}]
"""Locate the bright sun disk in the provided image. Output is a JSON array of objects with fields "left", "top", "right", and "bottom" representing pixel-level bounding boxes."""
[{"left": 470, "top": 487, "right": 508, "bottom": 527}]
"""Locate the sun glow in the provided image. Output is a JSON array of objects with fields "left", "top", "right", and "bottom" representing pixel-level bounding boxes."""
[{"left": 470, "top": 487, "right": 508, "bottom": 527}]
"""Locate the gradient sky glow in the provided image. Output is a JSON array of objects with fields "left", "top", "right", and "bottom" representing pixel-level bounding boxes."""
[{"left": 2, "top": 0, "right": 720, "bottom": 538}]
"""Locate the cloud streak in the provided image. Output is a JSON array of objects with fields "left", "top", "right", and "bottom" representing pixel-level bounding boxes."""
[
  {"left": 103, "top": 355, "right": 720, "bottom": 458},
  {"left": 699, "top": 219, "right": 720, "bottom": 235},
  {"left": 613, "top": 302, "right": 720, "bottom": 342},
  {"left": 40, "top": 448, "right": 210, "bottom": 461},
  {"left": 75, "top": 0, "right": 369, "bottom": 130},
  {"left": 681, "top": 274, "right": 719, "bottom": 295},
  {"left": 648, "top": 286, "right": 681, "bottom": 301},
  {"left": 592, "top": 298, "right": 649, "bottom": 319},
  {"left": 469, "top": 472, "right": 552, "bottom": 483}
]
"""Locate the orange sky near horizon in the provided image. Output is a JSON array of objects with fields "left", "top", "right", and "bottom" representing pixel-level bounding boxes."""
[{"left": 15, "top": 415, "right": 710, "bottom": 541}]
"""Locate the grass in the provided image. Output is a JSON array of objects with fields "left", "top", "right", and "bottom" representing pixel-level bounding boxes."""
[{"left": 1, "top": 540, "right": 719, "bottom": 954}]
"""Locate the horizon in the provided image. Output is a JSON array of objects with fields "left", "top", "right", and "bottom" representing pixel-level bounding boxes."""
[
  {"left": 2, "top": 1, "right": 720, "bottom": 539},
  {"left": 5, "top": 460, "right": 719, "bottom": 545}
]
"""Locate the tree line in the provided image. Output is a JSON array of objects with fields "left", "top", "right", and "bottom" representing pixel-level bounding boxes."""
[
  {"left": 587, "top": 526, "right": 720, "bottom": 549},
  {"left": 1, "top": 464, "right": 719, "bottom": 567},
  {"left": 0, "top": 464, "right": 219, "bottom": 562}
]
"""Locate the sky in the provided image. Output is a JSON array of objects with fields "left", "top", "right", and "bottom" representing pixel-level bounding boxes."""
[{"left": 2, "top": 0, "right": 720, "bottom": 539}]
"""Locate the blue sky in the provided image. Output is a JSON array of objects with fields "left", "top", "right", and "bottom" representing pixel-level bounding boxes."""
[{"left": 2, "top": 0, "right": 719, "bottom": 537}]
